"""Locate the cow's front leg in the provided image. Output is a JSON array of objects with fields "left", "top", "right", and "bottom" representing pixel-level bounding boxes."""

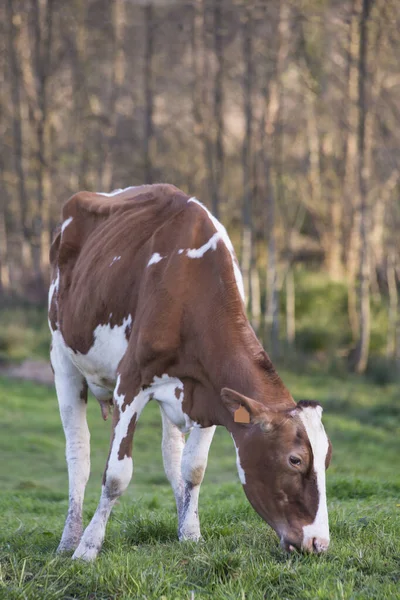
[
  {"left": 179, "top": 426, "right": 216, "bottom": 541},
  {"left": 159, "top": 405, "right": 186, "bottom": 519},
  {"left": 52, "top": 341, "right": 90, "bottom": 554},
  {"left": 73, "top": 376, "right": 149, "bottom": 561}
]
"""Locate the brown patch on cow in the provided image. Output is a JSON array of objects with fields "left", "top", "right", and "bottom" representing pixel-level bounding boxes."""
[
  {"left": 326, "top": 438, "right": 333, "bottom": 469},
  {"left": 102, "top": 404, "right": 119, "bottom": 485},
  {"left": 118, "top": 414, "right": 137, "bottom": 460},
  {"left": 189, "top": 465, "right": 205, "bottom": 487},
  {"left": 175, "top": 387, "right": 182, "bottom": 400},
  {"left": 125, "top": 322, "right": 132, "bottom": 340},
  {"left": 80, "top": 380, "right": 88, "bottom": 403},
  {"left": 48, "top": 283, "right": 58, "bottom": 332}
]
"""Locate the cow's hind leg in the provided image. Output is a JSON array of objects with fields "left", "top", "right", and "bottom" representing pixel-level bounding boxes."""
[
  {"left": 159, "top": 406, "right": 186, "bottom": 522},
  {"left": 73, "top": 375, "right": 149, "bottom": 561},
  {"left": 179, "top": 426, "right": 216, "bottom": 541},
  {"left": 51, "top": 340, "right": 90, "bottom": 553}
]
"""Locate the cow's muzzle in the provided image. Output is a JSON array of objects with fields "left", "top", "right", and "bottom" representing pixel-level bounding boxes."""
[{"left": 281, "top": 536, "right": 329, "bottom": 554}]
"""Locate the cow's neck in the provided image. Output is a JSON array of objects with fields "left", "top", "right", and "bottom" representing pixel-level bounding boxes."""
[{"left": 194, "top": 310, "right": 295, "bottom": 429}]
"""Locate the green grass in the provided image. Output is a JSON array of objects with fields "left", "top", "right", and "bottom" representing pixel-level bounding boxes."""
[{"left": 0, "top": 372, "right": 399, "bottom": 600}]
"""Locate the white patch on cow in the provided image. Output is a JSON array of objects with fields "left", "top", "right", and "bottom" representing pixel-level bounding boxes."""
[
  {"left": 151, "top": 374, "right": 195, "bottom": 433},
  {"left": 178, "top": 249, "right": 184, "bottom": 254},
  {"left": 185, "top": 232, "right": 221, "bottom": 259},
  {"left": 231, "top": 434, "right": 246, "bottom": 484},
  {"left": 147, "top": 252, "right": 165, "bottom": 266},
  {"left": 179, "top": 426, "right": 216, "bottom": 541},
  {"left": 55, "top": 316, "right": 132, "bottom": 400},
  {"left": 298, "top": 406, "right": 330, "bottom": 550},
  {"left": 48, "top": 270, "right": 59, "bottom": 308},
  {"left": 97, "top": 188, "right": 125, "bottom": 197},
  {"left": 188, "top": 197, "right": 245, "bottom": 301},
  {"left": 61, "top": 216, "right": 73, "bottom": 234},
  {"left": 110, "top": 256, "right": 121, "bottom": 266},
  {"left": 160, "top": 406, "right": 185, "bottom": 502}
]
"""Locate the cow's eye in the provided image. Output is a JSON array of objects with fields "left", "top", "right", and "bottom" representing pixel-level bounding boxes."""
[{"left": 289, "top": 455, "right": 301, "bottom": 467}]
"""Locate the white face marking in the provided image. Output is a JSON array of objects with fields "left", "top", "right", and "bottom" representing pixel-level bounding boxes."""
[
  {"left": 185, "top": 232, "right": 221, "bottom": 259},
  {"left": 231, "top": 434, "right": 246, "bottom": 484},
  {"left": 61, "top": 216, "right": 73, "bottom": 234},
  {"left": 298, "top": 407, "right": 330, "bottom": 547},
  {"left": 187, "top": 198, "right": 245, "bottom": 301},
  {"left": 147, "top": 252, "right": 165, "bottom": 266},
  {"left": 110, "top": 255, "right": 121, "bottom": 266}
]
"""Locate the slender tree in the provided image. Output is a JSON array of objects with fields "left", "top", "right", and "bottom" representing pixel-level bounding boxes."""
[
  {"left": 6, "top": 0, "right": 32, "bottom": 276},
  {"left": 241, "top": 4, "right": 253, "bottom": 314},
  {"left": 143, "top": 2, "right": 154, "bottom": 184},
  {"left": 353, "top": 0, "right": 372, "bottom": 374}
]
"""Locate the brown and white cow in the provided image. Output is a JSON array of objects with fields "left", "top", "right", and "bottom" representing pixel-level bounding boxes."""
[{"left": 48, "top": 184, "right": 331, "bottom": 561}]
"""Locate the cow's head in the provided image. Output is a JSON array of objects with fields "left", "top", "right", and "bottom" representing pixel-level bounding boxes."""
[{"left": 222, "top": 388, "right": 332, "bottom": 554}]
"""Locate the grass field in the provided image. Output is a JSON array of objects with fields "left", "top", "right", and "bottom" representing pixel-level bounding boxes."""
[{"left": 0, "top": 371, "right": 399, "bottom": 600}]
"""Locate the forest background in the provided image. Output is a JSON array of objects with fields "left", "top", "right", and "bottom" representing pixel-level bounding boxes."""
[{"left": 1, "top": 0, "right": 400, "bottom": 378}]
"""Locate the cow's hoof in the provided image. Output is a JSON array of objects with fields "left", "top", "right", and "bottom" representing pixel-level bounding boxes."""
[
  {"left": 178, "top": 531, "right": 201, "bottom": 542},
  {"left": 56, "top": 536, "right": 81, "bottom": 554},
  {"left": 56, "top": 543, "right": 74, "bottom": 554},
  {"left": 72, "top": 543, "right": 100, "bottom": 562}
]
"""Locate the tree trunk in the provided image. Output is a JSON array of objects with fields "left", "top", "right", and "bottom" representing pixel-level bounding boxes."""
[
  {"left": 143, "top": 3, "right": 154, "bottom": 184},
  {"left": 212, "top": 0, "right": 224, "bottom": 220},
  {"left": 73, "top": 0, "right": 90, "bottom": 191},
  {"left": 345, "top": 0, "right": 362, "bottom": 340},
  {"left": 6, "top": 0, "right": 33, "bottom": 276},
  {"left": 263, "top": 1, "right": 289, "bottom": 357},
  {"left": 286, "top": 268, "right": 295, "bottom": 348},
  {"left": 101, "top": 0, "right": 126, "bottom": 191},
  {"left": 353, "top": 0, "right": 372, "bottom": 374},
  {"left": 386, "top": 249, "right": 397, "bottom": 359},
  {"left": 241, "top": 5, "right": 253, "bottom": 314},
  {"left": 31, "top": 0, "right": 54, "bottom": 278},
  {"left": 0, "top": 196, "right": 10, "bottom": 293},
  {"left": 251, "top": 259, "right": 261, "bottom": 333}
]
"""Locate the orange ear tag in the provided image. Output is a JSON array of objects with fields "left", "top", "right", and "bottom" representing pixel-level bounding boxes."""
[{"left": 234, "top": 405, "right": 250, "bottom": 424}]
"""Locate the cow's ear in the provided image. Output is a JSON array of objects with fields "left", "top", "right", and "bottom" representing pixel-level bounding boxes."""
[{"left": 221, "top": 388, "right": 265, "bottom": 423}]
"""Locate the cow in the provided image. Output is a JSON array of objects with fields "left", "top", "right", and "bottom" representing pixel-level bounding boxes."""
[{"left": 48, "top": 184, "right": 332, "bottom": 561}]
